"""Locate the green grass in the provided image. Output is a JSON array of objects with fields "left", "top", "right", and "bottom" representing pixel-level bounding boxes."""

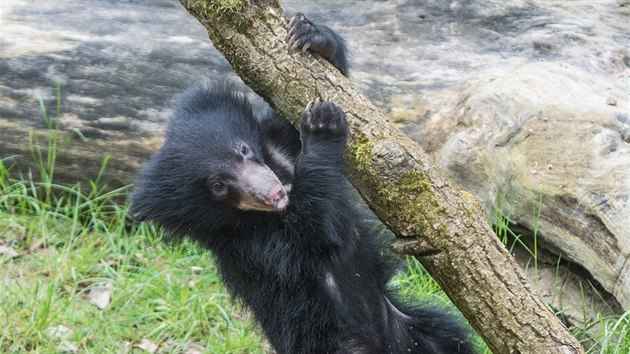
[{"left": 0, "top": 159, "right": 266, "bottom": 353}]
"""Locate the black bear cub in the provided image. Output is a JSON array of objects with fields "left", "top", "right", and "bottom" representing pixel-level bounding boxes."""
[{"left": 131, "top": 13, "right": 476, "bottom": 354}]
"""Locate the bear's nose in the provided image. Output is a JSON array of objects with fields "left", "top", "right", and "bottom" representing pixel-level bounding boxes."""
[{"left": 268, "top": 184, "right": 289, "bottom": 210}]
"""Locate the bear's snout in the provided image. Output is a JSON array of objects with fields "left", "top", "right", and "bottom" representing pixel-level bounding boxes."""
[{"left": 236, "top": 162, "right": 289, "bottom": 212}]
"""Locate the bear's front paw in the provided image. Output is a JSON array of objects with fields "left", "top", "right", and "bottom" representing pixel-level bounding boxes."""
[
  {"left": 287, "top": 13, "right": 316, "bottom": 52},
  {"left": 287, "top": 13, "right": 334, "bottom": 58},
  {"left": 300, "top": 99, "right": 348, "bottom": 140}
]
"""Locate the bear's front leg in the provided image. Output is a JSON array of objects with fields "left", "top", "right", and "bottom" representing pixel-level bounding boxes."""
[{"left": 287, "top": 100, "right": 350, "bottom": 245}]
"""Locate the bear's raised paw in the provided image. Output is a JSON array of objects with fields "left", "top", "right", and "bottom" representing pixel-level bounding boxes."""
[{"left": 300, "top": 99, "right": 347, "bottom": 140}]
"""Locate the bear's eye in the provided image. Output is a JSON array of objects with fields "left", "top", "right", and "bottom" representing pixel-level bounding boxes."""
[
  {"left": 210, "top": 180, "right": 228, "bottom": 197},
  {"left": 239, "top": 143, "right": 253, "bottom": 158}
]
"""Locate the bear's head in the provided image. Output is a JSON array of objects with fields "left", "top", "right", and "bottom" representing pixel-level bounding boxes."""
[{"left": 130, "top": 85, "right": 289, "bottom": 235}]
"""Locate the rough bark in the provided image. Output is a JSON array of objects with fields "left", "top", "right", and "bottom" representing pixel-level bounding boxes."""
[{"left": 176, "top": 0, "right": 585, "bottom": 353}]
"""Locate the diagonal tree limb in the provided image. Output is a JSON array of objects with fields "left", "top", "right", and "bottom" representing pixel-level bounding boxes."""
[{"left": 178, "top": 1, "right": 584, "bottom": 353}]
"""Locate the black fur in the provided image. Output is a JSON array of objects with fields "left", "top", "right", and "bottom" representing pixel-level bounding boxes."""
[{"left": 131, "top": 13, "right": 476, "bottom": 354}]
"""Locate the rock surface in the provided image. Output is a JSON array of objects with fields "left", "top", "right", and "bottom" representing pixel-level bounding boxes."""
[
  {"left": 427, "top": 62, "right": 629, "bottom": 312},
  {"left": 1, "top": 0, "right": 628, "bottom": 321},
  {"left": 0, "top": 0, "right": 233, "bottom": 187},
  {"left": 397, "top": 1, "right": 630, "bottom": 313}
]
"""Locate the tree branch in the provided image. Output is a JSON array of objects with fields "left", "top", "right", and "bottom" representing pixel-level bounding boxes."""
[{"left": 178, "top": 0, "right": 584, "bottom": 352}]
